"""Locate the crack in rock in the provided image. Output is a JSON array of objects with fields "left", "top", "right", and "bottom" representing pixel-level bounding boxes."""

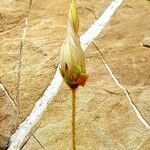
[
  {"left": 16, "top": 0, "right": 33, "bottom": 111},
  {"left": 93, "top": 42, "right": 150, "bottom": 129}
]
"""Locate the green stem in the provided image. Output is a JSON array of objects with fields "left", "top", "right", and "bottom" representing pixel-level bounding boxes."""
[{"left": 72, "top": 89, "right": 76, "bottom": 150}]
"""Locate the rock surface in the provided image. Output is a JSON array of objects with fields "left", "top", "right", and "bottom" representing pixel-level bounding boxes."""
[
  {"left": 0, "top": 83, "right": 18, "bottom": 149},
  {"left": 0, "top": 0, "right": 150, "bottom": 149}
]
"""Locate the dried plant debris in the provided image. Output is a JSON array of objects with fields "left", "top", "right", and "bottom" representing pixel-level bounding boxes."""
[{"left": 142, "top": 37, "right": 150, "bottom": 48}]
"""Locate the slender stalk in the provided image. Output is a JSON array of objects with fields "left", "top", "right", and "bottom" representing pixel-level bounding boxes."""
[{"left": 71, "top": 88, "right": 76, "bottom": 150}]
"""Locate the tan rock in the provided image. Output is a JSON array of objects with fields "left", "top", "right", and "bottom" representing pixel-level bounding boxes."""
[
  {"left": 0, "top": 83, "right": 18, "bottom": 149},
  {"left": 1, "top": 0, "right": 150, "bottom": 149}
]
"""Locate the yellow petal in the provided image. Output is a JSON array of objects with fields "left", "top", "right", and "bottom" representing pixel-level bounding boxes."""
[{"left": 69, "top": 0, "right": 79, "bottom": 32}]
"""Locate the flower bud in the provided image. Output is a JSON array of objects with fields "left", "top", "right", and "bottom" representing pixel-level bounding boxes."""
[{"left": 60, "top": 0, "right": 88, "bottom": 89}]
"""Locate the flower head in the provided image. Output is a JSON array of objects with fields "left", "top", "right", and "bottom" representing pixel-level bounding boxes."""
[{"left": 60, "top": 0, "right": 88, "bottom": 89}]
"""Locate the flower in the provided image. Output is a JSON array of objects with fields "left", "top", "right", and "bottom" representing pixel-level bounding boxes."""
[{"left": 60, "top": 0, "right": 88, "bottom": 89}]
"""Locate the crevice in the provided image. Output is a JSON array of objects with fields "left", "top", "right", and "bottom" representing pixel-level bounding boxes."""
[
  {"left": 20, "top": 122, "right": 42, "bottom": 150},
  {"left": 93, "top": 42, "right": 150, "bottom": 129},
  {"left": 29, "top": 0, "right": 33, "bottom": 11},
  {"left": 20, "top": 134, "right": 32, "bottom": 150},
  {"left": 0, "top": 115, "right": 9, "bottom": 123},
  {"left": 78, "top": 6, "right": 98, "bottom": 19},
  {"left": 0, "top": 13, "right": 6, "bottom": 23},
  {"left": 33, "top": 135, "right": 46, "bottom": 150},
  {"left": 16, "top": 0, "right": 33, "bottom": 112},
  {"left": 0, "top": 16, "right": 25, "bottom": 34},
  {"left": 16, "top": 41, "right": 23, "bottom": 111}
]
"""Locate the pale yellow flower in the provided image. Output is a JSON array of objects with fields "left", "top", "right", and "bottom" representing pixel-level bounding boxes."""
[{"left": 60, "top": 0, "right": 88, "bottom": 89}]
